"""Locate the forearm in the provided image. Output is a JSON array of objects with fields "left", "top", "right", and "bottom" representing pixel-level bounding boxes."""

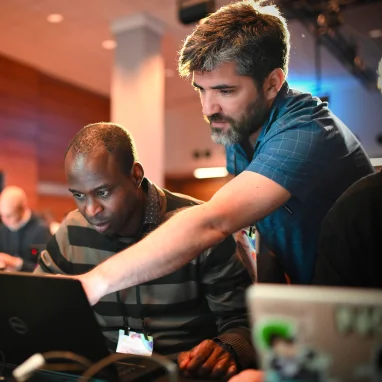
[
  {"left": 83, "top": 172, "right": 290, "bottom": 303},
  {"left": 84, "top": 203, "right": 228, "bottom": 298}
]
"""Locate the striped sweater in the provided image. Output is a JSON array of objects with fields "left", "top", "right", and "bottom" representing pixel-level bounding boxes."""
[{"left": 35, "top": 179, "right": 256, "bottom": 368}]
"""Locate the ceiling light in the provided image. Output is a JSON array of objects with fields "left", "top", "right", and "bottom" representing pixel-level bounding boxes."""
[
  {"left": 102, "top": 40, "right": 117, "bottom": 50},
  {"left": 47, "top": 14, "right": 63, "bottom": 24},
  {"left": 193, "top": 167, "right": 228, "bottom": 179}
]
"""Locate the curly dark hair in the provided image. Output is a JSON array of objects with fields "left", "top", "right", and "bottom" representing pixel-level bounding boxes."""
[
  {"left": 65, "top": 122, "right": 138, "bottom": 175},
  {"left": 178, "top": 0, "right": 290, "bottom": 87}
]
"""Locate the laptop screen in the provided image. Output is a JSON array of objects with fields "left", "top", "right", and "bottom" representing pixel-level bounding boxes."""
[
  {"left": 246, "top": 284, "right": 382, "bottom": 382},
  {"left": 0, "top": 272, "right": 111, "bottom": 367}
]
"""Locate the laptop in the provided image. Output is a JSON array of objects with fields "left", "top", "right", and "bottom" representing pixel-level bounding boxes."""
[
  {"left": 0, "top": 272, "right": 200, "bottom": 382},
  {"left": 246, "top": 284, "right": 382, "bottom": 382}
]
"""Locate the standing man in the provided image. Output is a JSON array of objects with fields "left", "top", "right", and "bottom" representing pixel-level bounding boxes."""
[
  {"left": 0, "top": 186, "right": 51, "bottom": 272},
  {"left": 77, "top": 1, "right": 373, "bottom": 303}
]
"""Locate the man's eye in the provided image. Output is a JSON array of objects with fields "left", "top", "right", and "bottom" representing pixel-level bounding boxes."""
[
  {"left": 220, "top": 89, "right": 233, "bottom": 95},
  {"left": 73, "top": 193, "right": 85, "bottom": 200},
  {"left": 97, "top": 190, "right": 110, "bottom": 198}
]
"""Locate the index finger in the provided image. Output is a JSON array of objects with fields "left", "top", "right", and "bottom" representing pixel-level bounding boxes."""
[
  {"left": 178, "top": 351, "right": 191, "bottom": 369},
  {"left": 184, "top": 340, "right": 215, "bottom": 373}
]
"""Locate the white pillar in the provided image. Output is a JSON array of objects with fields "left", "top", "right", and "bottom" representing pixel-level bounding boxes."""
[{"left": 111, "top": 13, "right": 165, "bottom": 186}]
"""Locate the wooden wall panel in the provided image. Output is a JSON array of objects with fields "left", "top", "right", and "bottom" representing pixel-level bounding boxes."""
[
  {"left": 0, "top": 140, "right": 38, "bottom": 209},
  {"left": 38, "top": 195, "right": 76, "bottom": 222},
  {"left": 37, "top": 74, "right": 110, "bottom": 184},
  {"left": 0, "top": 54, "right": 110, "bottom": 219}
]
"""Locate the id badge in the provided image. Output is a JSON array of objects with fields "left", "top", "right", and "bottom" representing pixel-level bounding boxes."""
[
  {"left": 235, "top": 228, "right": 257, "bottom": 283},
  {"left": 116, "top": 330, "right": 154, "bottom": 356}
]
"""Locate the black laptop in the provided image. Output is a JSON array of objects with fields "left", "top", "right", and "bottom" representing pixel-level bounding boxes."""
[{"left": 0, "top": 272, "right": 170, "bottom": 382}]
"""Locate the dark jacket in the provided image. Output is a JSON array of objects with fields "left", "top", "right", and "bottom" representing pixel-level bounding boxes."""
[{"left": 0, "top": 213, "right": 51, "bottom": 271}]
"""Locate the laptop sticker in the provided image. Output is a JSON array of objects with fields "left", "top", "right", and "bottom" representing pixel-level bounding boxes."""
[{"left": 255, "top": 318, "right": 331, "bottom": 382}]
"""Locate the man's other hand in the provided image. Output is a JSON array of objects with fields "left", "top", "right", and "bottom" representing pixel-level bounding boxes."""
[
  {"left": 178, "top": 339, "right": 238, "bottom": 380},
  {"left": 0, "top": 253, "right": 23, "bottom": 271},
  {"left": 228, "top": 370, "right": 264, "bottom": 382}
]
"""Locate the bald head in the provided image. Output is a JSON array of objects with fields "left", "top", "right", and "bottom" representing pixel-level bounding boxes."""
[{"left": 0, "top": 186, "right": 29, "bottom": 230}]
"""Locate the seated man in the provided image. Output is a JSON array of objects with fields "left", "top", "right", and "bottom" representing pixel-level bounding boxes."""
[
  {"left": 0, "top": 186, "right": 51, "bottom": 271},
  {"left": 36, "top": 122, "right": 256, "bottom": 380}
]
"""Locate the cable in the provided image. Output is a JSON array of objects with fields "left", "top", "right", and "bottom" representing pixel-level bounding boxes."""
[
  {"left": 12, "top": 351, "right": 92, "bottom": 382},
  {"left": 80, "top": 352, "right": 178, "bottom": 382},
  {"left": 41, "top": 351, "right": 92, "bottom": 369}
]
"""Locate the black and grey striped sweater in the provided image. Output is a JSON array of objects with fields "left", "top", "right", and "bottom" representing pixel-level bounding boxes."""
[{"left": 36, "top": 179, "right": 256, "bottom": 368}]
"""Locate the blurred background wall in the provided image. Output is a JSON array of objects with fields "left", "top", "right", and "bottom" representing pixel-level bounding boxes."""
[{"left": 0, "top": 0, "right": 381, "bottom": 220}]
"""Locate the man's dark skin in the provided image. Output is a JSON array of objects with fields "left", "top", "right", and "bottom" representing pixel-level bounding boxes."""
[
  {"left": 65, "top": 147, "right": 239, "bottom": 380},
  {"left": 179, "top": 339, "right": 237, "bottom": 379}
]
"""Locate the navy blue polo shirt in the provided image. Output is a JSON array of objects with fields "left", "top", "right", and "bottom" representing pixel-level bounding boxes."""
[{"left": 226, "top": 82, "right": 374, "bottom": 283}]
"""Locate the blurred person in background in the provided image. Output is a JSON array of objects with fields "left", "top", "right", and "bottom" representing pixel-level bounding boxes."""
[
  {"left": 0, "top": 186, "right": 51, "bottom": 271},
  {"left": 313, "top": 170, "right": 382, "bottom": 288},
  {"left": 313, "top": 57, "right": 382, "bottom": 289}
]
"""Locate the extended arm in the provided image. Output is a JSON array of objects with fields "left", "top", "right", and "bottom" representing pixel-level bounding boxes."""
[{"left": 80, "top": 171, "right": 290, "bottom": 305}]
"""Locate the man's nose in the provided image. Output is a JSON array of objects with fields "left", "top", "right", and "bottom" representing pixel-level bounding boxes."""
[
  {"left": 85, "top": 199, "right": 103, "bottom": 218},
  {"left": 201, "top": 92, "right": 222, "bottom": 117}
]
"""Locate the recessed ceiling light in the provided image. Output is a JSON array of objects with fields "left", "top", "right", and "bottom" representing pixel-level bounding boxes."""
[
  {"left": 47, "top": 14, "right": 63, "bottom": 24},
  {"left": 193, "top": 167, "right": 228, "bottom": 179},
  {"left": 102, "top": 40, "right": 117, "bottom": 50}
]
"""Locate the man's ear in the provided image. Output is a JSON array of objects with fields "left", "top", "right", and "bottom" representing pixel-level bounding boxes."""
[
  {"left": 263, "top": 68, "right": 285, "bottom": 102},
  {"left": 131, "top": 162, "right": 144, "bottom": 188}
]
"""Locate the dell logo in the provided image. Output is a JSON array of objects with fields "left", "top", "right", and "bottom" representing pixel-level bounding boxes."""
[{"left": 9, "top": 316, "right": 28, "bottom": 335}]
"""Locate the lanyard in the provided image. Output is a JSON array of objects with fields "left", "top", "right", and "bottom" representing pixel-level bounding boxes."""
[{"left": 116, "top": 285, "right": 149, "bottom": 340}]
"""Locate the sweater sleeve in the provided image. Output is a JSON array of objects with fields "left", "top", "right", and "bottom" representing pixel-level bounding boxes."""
[{"left": 200, "top": 236, "right": 257, "bottom": 369}]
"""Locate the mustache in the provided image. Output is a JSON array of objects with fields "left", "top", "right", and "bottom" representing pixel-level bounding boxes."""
[{"left": 205, "top": 113, "right": 234, "bottom": 124}]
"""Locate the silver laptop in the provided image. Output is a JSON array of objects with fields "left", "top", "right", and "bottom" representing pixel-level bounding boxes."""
[{"left": 246, "top": 284, "right": 382, "bottom": 382}]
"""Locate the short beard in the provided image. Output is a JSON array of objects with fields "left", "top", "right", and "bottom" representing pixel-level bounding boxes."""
[
  {"left": 211, "top": 127, "right": 243, "bottom": 146},
  {"left": 206, "top": 94, "right": 269, "bottom": 146}
]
